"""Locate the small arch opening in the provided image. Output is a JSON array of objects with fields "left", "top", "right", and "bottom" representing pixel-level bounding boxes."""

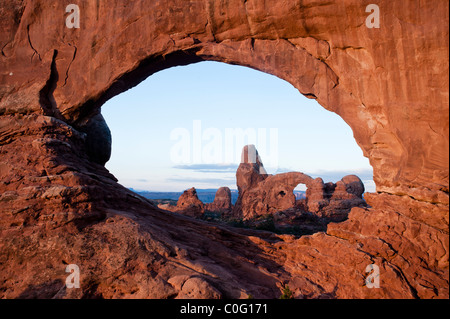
[{"left": 294, "top": 184, "right": 308, "bottom": 212}]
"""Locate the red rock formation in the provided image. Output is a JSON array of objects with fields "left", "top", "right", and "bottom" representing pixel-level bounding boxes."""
[
  {"left": 176, "top": 187, "right": 205, "bottom": 218},
  {"left": 159, "top": 188, "right": 205, "bottom": 218},
  {"left": 205, "top": 187, "right": 233, "bottom": 215},
  {"left": 235, "top": 145, "right": 268, "bottom": 193},
  {"left": 233, "top": 145, "right": 367, "bottom": 221},
  {"left": 0, "top": 0, "right": 448, "bottom": 299},
  {"left": 307, "top": 175, "right": 367, "bottom": 221}
]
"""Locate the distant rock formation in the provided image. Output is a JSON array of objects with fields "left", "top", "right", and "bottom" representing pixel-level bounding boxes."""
[
  {"left": 305, "top": 176, "right": 367, "bottom": 221},
  {"left": 158, "top": 187, "right": 205, "bottom": 218},
  {"left": 235, "top": 145, "right": 268, "bottom": 192},
  {"left": 164, "top": 146, "right": 367, "bottom": 225},
  {"left": 233, "top": 145, "right": 367, "bottom": 222},
  {"left": 205, "top": 187, "right": 233, "bottom": 215}
]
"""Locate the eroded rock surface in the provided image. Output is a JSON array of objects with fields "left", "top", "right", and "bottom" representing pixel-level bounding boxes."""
[
  {"left": 158, "top": 187, "right": 205, "bottom": 218},
  {"left": 205, "top": 187, "right": 233, "bottom": 215},
  {"left": 233, "top": 145, "right": 367, "bottom": 222},
  {"left": 0, "top": 0, "right": 448, "bottom": 299}
]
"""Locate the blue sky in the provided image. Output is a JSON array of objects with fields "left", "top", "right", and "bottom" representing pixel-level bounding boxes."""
[{"left": 102, "top": 61, "right": 374, "bottom": 192}]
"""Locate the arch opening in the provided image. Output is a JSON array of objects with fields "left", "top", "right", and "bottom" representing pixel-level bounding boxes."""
[{"left": 101, "top": 60, "right": 373, "bottom": 235}]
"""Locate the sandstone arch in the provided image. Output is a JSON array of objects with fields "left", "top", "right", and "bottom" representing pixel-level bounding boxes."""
[
  {"left": 1, "top": 0, "right": 448, "bottom": 204},
  {"left": 0, "top": 1, "right": 448, "bottom": 299}
]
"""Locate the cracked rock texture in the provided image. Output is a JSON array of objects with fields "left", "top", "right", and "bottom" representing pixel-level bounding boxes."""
[{"left": 0, "top": 0, "right": 448, "bottom": 299}]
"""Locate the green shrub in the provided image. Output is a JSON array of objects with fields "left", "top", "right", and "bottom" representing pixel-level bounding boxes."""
[
  {"left": 279, "top": 285, "right": 294, "bottom": 299},
  {"left": 226, "top": 218, "right": 246, "bottom": 228},
  {"left": 254, "top": 214, "right": 276, "bottom": 232}
]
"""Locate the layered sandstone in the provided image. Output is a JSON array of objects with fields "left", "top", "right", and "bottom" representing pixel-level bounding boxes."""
[
  {"left": 205, "top": 187, "right": 233, "bottom": 215},
  {"left": 233, "top": 145, "right": 367, "bottom": 221},
  {"left": 158, "top": 187, "right": 205, "bottom": 218},
  {"left": 0, "top": 0, "right": 448, "bottom": 299}
]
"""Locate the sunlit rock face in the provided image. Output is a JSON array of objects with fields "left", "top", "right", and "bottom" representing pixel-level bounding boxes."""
[
  {"left": 233, "top": 145, "right": 367, "bottom": 221},
  {"left": 0, "top": 0, "right": 448, "bottom": 299},
  {"left": 205, "top": 187, "right": 233, "bottom": 215},
  {"left": 160, "top": 187, "right": 205, "bottom": 218}
]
